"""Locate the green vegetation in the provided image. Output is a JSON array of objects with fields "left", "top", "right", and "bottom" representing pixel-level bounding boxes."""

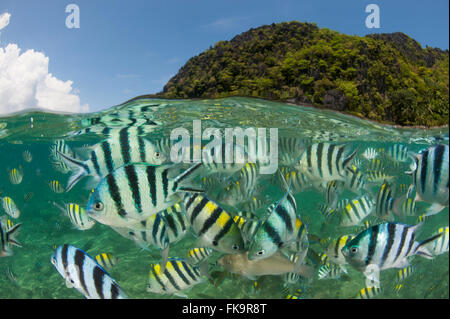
[{"left": 156, "top": 22, "right": 449, "bottom": 126}]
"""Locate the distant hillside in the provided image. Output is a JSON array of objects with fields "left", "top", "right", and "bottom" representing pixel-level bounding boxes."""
[{"left": 151, "top": 21, "right": 448, "bottom": 127}]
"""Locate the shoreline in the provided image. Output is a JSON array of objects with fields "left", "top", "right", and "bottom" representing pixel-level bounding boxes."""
[{"left": 125, "top": 94, "right": 450, "bottom": 130}]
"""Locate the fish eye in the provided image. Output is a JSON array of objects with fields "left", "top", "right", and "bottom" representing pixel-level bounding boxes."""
[
  {"left": 257, "top": 250, "right": 265, "bottom": 256},
  {"left": 350, "top": 247, "right": 358, "bottom": 254},
  {"left": 212, "top": 240, "right": 218, "bottom": 246},
  {"left": 51, "top": 257, "right": 57, "bottom": 265},
  {"left": 93, "top": 201, "right": 104, "bottom": 211},
  {"left": 154, "top": 152, "right": 161, "bottom": 158},
  {"left": 232, "top": 244, "right": 239, "bottom": 250}
]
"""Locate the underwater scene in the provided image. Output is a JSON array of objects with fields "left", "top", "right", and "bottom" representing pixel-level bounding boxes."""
[{"left": 0, "top": 97, "right": 448, "bottom": 299}]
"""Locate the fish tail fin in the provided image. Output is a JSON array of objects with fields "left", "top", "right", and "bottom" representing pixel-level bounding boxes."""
[
  {"left": 6, "top": 223, "right": 22, "bottom": 248},
  {"left": 342, "top": 147, "right": 358, "bottom": 169},
  {"left": 173, "top": 162, "right": 204, "bottom": 192},
  {"left": 415, "top": 233, "right": 443, "bottom": 259},
  {"left": 57, "top": 151, "right": 89, "bottom": 192}
]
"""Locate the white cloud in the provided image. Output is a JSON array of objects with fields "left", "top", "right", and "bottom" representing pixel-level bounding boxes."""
[
  {"left": 0, "top": 12, "right": 11, "bottom": 31},
  {"left": 0, "top": 12, "right": 88, "bottom": 115},
  {"left": 0, "top": 44, "right": 89, "bottom": 115}
]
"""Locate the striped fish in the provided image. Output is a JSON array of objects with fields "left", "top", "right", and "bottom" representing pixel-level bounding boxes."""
[
  {"left": 366, "top": 171, "right": 395, "bottom": 183},
  {"left": 342, "top": 222, "right": 443, "bottom": 285},
  {"left": 426, "top": 226, "right": 449, "bottom": 256},
  {"left": 54, "top": 202, "right": 95, "bottom": 230},
  {"left": 343, "top": 165, "right": 366, "bottom": 194},
  {"left": 201, "top": 142, "right": 246, "bottom": 175},
  {"left": 355, "top": 286, "right": 382, "bottom": 299},
  {"left": 58, "top": 127, "right": 167, "bottom": 191},
  {"left": 368, "top": 159, "right": 384, "bottom": 172},
  {"left": 295, "top": 142, "right": 357, "bottom": 183},
  {"left": 396, "top": 265, "right": 414, "bottom": 282},
  {"left": 408, "top": 144, "right": 449, "bottom": 216},
  {"left": 87, "top": 162, "right": 203, "bottom": 228},
  {"left": 51, "top": 244, "right": 127, "bottom": 298},
  {"left": 324, "top": 180, "right": 340, "bottom": 209},
  {"left": 318, "top": 263, "right": 346, "bottom": 280},
  {"left": 278, "top": 136, "right": 308, "bottom": 166},
  {"left": 183, "top": 193, "right": 245, "bottom": 254},
  {"left": 277, "top": 167, "right": 311, "bottom": 194},
  {"left": 219, "top": 162, "right": 260, "bottom": 206},
  {"left": 187, "top": 247, "right": 213, "bottom": 265},
  {"left": 9, "top": 168, "right": 23, "bottom": 185},
  {"left": 95, "top": 253, "right": 118, "bottom": 269},
  {"left": 50, "top": 140, "right": 77, "bottom": 174},
  {"left": 116, "top": 203, "right": 189, "bottom": 252},
  {"left": 324, "top": 234, "right": 354, "bottom": 265},
  {"left": 1, "top": 196, "right": 20, "bottom": 218},
  {"left": 22, "top": 150, "right": 32, "bottom": 162},
  {"left": 387, "top": 144, "right": 409, "bottom": 163},
  {"left": 375, "top": 181, "right": 395, "bottom": 219},
  {"left": 0, "top": 217, "right": 22, "bottom": 257},
  {"left": 49, "top": 180, "right": 65, "bottom": 193},
  {"left": 248, "top": 186, "right": 298, "bottom": 261},
  {"left": 395, "top": 185, "right": 417, "bottom": 217},
  {"left": 147, "top": 258, "right": 205, "bottom": 295},
  {"left": 283, "top": 253, "right": 301, "bottom": 285},
  {"left": 362, "top": 148, "right": 378, "bottom": 160},
  {"left": 241, "top": 196, "right": 267, "bottom": 213},
  {"left": 233, "top": 211, "right": 262, "bottom": 245},
  {"left": 339, "top": 194, "right": 375, "bottom": 227}
]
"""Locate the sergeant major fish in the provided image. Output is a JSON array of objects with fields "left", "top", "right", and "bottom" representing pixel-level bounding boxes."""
[
  {"left": 342, "top": 222, "right": 443, "bottom": 285},
  {"left": 58, "top": 126, "right": 167, "bottom": 191},
  {"left": 51, "top": 244, "right": 127, "bottom": 299},
  {"left": 87, "top": 162, "right": 203, "bottom": 228}
]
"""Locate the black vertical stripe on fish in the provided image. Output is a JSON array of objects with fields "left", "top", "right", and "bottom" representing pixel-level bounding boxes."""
[
  {"left": 172, "top": 261, "right": 191, "bottom": 286},
  {"left": 349, "top": 200, "right": 360, "bottom": 220},
  {"left": 152, "top": 215, "right": 161, "bottom": 243},
  {"left": 62, "top": 244, "right": 69, "bottom": 278},
  {"left": 433, "top": 145, "right": 444, "bottom": 195},
  {"left": 198, "top": 207, "right": 223, "bottom": 237},
  {"left": 185, "top": 194, "right": 198, "bottom": 212},
  {"left": 125, "top": 165, "right": 142, "bottom": 213},
  {"left": 110, "top": 283, "right": 119, "bottom": 299},
  {"left": 365, "top": 225, "right": 379, "bottom": 266},
  {"left": 381, "top": 223, "right": 396, "bottom": 268},
  {"left": 334, "top": 239, "right": 340, "bottom": 259},
  {"left": 393, "top": 226, "right": 408, "bottom": 264},
  {"left": 164, "top": 214, "right": 177, "bottom": 237},
  {"left": 335, "top": 146, "right": 345, "bottom": 172},
  {"left": 190, "top": 197, "right": 209, "bottom": 225},
  {"left": 141, "top": 230, "right": 147, "bottom": 243},
  {"left": 102, "top": 141, "right": 114, "bottom": 173},
  {"left": 91, "top": 151, "right": 101, "bottom": 176},
  {"left": 420, "top": 150, "right": 428, "bottom": 195},
  {"left": 145, "top": 165, "right": 157, "bottom": 207},
  {"left": 138, "top": 137, "right": 146, "bottom": 162},
  {"left": 164, "top": 265, "right": 181, "bottom": 291},
  {"left": 327, "top": 144, "right": 335, "bottom": 177},
  {"left": 162, "top": 169, "right": 169, "bottom": 200},
  {"left": 74, "top": 248, "right": 88, "bottom": 295},
  {"left": 316, "top": 143, "right": 323, "bottom": 178},
  {"left": 151, "top": 266, "right": 166, "bottom": 290},
  {"left": 93, "top": 266, "right": 105, "bottom": 299},
  {"left": 286, "top": 193, "right": 297, "bottom": 213},
  {"left": 275, "top": 205, "right": 293, "bottom": 234},
  {"left": 307, "top": 146, "right": 312, "bottom": 169},
  {"left": 404, "top": 228, "right": 416, "bottom": 257},
  {"left": 182, "top": 261, "right": 198, "bottom": 281},
  {"left": 106, "top": 174, "right": 126, "bottom": 217},
  {"left": 263, "top": 222, "right": 282, "bottom": 246},
  {"left": 213, "top": 218, "right": 234, "bottom": 245},
  {"left": 119, "top": 128, "right": 131, "bottom": 164},
  {"left": 175, "top": 209, "right": 187, "bottom": 231}
]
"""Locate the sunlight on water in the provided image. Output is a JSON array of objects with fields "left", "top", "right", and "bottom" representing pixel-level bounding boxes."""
[{"left": 0, "top": 97, "right": 448, "bottom": 299}]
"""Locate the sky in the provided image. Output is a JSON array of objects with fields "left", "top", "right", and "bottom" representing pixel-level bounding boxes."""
[{"left": 0, "top": 0, "right": 448, "bottom": 114}]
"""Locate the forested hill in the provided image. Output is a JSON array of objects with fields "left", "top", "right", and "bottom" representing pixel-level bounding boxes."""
[{"left": 151, "top": 21, "right": 448, "bottom": 127}]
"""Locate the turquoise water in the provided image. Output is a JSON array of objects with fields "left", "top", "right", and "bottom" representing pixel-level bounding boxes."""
[{"left": 0, "top": 97, "right": 448, "bottom": 299}]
